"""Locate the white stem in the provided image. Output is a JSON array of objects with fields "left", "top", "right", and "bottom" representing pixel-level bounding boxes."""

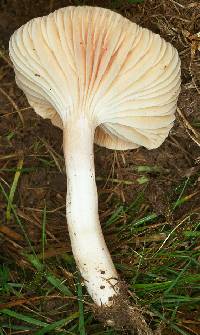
[{"left": 63, "top": 116, "right": 119, "bottom": 306}]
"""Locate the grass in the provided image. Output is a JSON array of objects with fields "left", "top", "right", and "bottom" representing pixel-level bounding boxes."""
[
  {"left": 76, "top": 276, "right": 86, "bottom": 335},
  {"left": 0, "top": 170, "right": 200, "bottom": 334},
  {"left": 0, "top": 0, "right": 200, "bottom": 334},
  {"left": 6, "top": 158, "right": 24, "bottom": 222}
]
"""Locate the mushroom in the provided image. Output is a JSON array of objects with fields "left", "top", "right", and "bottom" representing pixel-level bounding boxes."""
[{"left": 9, "top": 5, "right": 181, "bottom": 330}]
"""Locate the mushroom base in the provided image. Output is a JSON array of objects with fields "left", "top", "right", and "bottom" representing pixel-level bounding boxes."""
[{"left": 94, "top": 282, "right": 156, "bottom": 335}]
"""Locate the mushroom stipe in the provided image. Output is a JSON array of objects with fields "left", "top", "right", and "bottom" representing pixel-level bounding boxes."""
[{"left": 9, "top": 6, "right": 181, "bottom": 333}]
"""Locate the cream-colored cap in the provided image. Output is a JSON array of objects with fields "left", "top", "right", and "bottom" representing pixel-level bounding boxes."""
[{"left": 9, "top": 6, "right": 181, "bottom": 150}]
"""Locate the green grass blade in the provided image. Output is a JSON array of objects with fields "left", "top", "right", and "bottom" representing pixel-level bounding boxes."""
[
  {"left": 134, "top": 274, "right": 200, "bottom": 293},
  {"left": 184, "top": 230, "right": 200, "bottom": 237},
  {"left": 35, "top": 312, "right": 79, "bottom": 335},
  {"left": 172, "top": 177, "right": 190, "bottom": 210},
  {"left": 0, "top": 182, "right": 36, "bottom": 256},
  {"left": 170, "top": 324, "right": 191, "bottom": 335},
  {"left": 128, "top": 0, "right": 144, "bottom": 3},
  {"left": 132, "top": 213, "right": 158, "bottom": 227},
  {"left": 105, "top": 205, "right": 124, "bottom": 227},
  {"left": 25, "top": 254, "right": 44, "bottom": 271},
  {"left": 41, "top": 203, "right": 47, "bottom": 263},
  {"left": 164, "top": 261, "right": 191, "bottom": 295},
  {"left": 152, "top": 309, "right": 191, "bottom": 335},
  {"left": 6, "top": 158, "right": 23, "bottom": 221},
  {"left": 46, "top": 274, "right": 72, "bottom": 296},
  {"left": 136, "top": 176, "right": 149, "bottom": 184},
  {"left": 0, "top": 167, "right": 35, "bottom": 173},
  {"left": 0, "top": 309, "right": 48, "bottom": 327},
  {"left": 1, "top": 324, "right": 33, "bottom": 331},
  {"left": 25, "top": 254, "right": 73, "bottom": 296}
]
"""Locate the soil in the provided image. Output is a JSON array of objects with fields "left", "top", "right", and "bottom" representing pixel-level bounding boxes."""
[
  {"left": 95, "top": 283, "right": 156, "bottom": 335},
  {"left": 0, "top": 0, "right": 200, "bottom": 335}
]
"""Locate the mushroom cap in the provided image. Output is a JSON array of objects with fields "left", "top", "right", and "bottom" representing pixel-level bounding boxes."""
[{"left": 9, "top": 6, "right": 181, "bottom": 150}]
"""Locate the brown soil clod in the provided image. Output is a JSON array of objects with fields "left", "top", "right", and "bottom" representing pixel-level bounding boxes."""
[{"left": 94, "top": 283, "right": 158, "bottom": 335}]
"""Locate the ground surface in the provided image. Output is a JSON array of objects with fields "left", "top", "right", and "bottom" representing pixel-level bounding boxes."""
[{"left": 0, "top": 0, "right": 200, "bottom": 334}]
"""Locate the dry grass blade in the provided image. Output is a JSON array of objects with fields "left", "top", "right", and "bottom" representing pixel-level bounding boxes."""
[
  {"left": 16, "top": 209, "right": 59, "bottom": 242},
  {"left": 177, "top": 107, "right": 200, "bottom": 147},
  {"left": 0, "top": 225, "right": 22, "bottom": 240},
  {"left": 0, "top": 153, "right": 22, "bottom": 161},
  {"left": 0, "top": 48, "right": 13, "bottom": 67},
  {"left": 0, "top": 295, "right": 78, "bottom": 310},
  {"left": 37, "top": 245, "right": 71, "bottom": 260},
  {"left": 40, "top": 138, "right": 64, "bottom": 173},
  {"left": 0, "top": 86, "right": 24, "bottom": 126}
]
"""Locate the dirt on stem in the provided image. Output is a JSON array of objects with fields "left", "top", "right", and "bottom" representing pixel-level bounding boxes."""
[{"left": 94, "top": 282, "right": 160, "bottom": 335}]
